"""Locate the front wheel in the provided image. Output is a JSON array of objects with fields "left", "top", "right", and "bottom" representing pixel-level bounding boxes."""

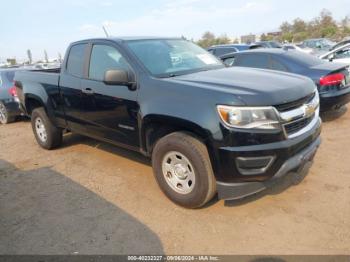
[
  {"left": 152, "top": 132, "right": 216, "bottom": 208},
  {"left": 31, "top": 107, "right": 62, "bottom": 150}
]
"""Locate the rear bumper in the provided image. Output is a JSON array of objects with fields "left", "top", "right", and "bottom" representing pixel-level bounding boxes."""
[
  {"left": 3, "top": 98, "right": 22, "bottom": 117},
  {"left": 217, "top": 136, "right": 321, "bottom": 200},
  {"left": 320, "top": 87, "right": 350, "bottom": 111}
]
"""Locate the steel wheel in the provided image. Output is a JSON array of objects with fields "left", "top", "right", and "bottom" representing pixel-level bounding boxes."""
[
  {"left": 0, "top": 102, "right": 7, "bottom": 124},
  {"left": 162, "top": 151, "right": 196, "bottom": 194},
  {"left": 35, "top": 117, "right": 47, "bottom": 142}
]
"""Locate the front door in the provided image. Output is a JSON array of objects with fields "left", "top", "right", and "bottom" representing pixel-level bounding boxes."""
[{"left": 79, "top": 44, "right": 139, "bottom": 149}]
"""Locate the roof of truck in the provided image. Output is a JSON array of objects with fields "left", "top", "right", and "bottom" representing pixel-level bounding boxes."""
[{"left": 71, "top": 36, "right": 183, "bottom": 45}]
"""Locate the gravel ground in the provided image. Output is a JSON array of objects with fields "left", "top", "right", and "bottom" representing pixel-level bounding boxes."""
[{"left": 0, "top": 109, "right": 349, "bottom": 255}]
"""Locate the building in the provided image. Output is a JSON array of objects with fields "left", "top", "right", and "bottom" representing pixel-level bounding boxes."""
[
  {"left": 241, "top": 34, "right": 256, "bottom": 44},
  {"left": 266, "top": 31, "right": 282, "bottom": 38}
]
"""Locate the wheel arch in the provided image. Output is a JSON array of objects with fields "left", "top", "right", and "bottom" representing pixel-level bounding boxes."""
[
  {"left": 140, "top": 114, "right": 219, "bottom": 173},
  {"left": 24, "top": 94, "right": 46, "bottom": 116}
]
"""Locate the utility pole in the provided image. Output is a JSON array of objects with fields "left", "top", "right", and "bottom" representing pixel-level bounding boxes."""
[
  {"left": 58, "top": 52, "right": 62, "bottom": 63},
  {"left": 44, "top": 50, "right": 48, "bottom": 63},
  {"left": 27, "top": 49, "right": 32, "bottom": 64}
]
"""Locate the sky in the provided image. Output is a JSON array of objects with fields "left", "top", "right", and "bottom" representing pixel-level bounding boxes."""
[{"left": 0, "top": 0, "right": 349, "bottom": 61}]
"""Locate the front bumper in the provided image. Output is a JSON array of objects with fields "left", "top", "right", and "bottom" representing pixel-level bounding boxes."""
[
  {"left": 217, "top": 136, "right": 321, "bottom": 200},
  {"left": 320, "top": 87, "right": 350, "bottom": 111},
  {"left": 215, "top": 117, "right": 321, "bottom": 200}
]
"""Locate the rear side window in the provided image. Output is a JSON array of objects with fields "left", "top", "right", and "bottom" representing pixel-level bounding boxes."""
[
  {"left": 236, "top": 54, "right": 269, "bottom": 69},
  {"left": 66, "top": 44, "right": 87, "bottom": 77}
]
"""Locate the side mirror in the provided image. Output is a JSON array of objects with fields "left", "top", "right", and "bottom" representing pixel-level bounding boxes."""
[
  {"left": 328, "top": 53, "right": 335, "bottom": 62},
  {"left": 103, "top": 69, "right": 135, "bottom": 88}
]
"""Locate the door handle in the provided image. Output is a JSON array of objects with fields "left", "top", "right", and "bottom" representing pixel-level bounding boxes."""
[{"left": 82, "top": 88, "right": 94, "bottom": 94}]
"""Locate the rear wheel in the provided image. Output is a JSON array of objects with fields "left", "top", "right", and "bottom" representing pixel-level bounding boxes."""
[
  {"left": 0, "top": 101, "right": 16, "bottom": 124},
  {"left": 152, "top": 132, "right": 216, "bottom": 208},
  {"left": 31, "top": 107, "right": 62, "bottom": 149}
]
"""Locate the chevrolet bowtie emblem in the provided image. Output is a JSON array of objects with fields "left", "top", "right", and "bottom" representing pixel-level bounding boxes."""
[{"left": 304, "top": 104, "right": 316, "bottom": 117}]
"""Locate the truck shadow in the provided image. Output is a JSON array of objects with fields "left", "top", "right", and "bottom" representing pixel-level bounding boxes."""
[
  {"left": 0, "top": 159, "right": 163, "bottom": 254},
  {"left": 61, "top": 132, "right": 151, "bottom": 166},
  {"left": 224, "top": 162, "right": 312, "bottom": 207}
]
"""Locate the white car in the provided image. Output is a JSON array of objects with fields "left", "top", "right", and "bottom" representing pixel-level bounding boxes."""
[
  {"left": 283, "top": 44, "right": 313, "bottom": 54},
  {"left": 319, "top": 43, "right": 350, "bottom": 66}
]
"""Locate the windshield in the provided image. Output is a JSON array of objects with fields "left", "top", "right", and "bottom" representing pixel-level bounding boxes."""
[
  {"left": 126, "top": 39, "right": 224, "bottom": 77},
  {"left": 321, "top": 39, "right": 336, "bottom": 47}
]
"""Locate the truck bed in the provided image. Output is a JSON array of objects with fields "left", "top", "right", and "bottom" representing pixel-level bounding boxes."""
[
  {"left": 15, "top": 68, "right": 61, "bottom": 87},
  {"left": 14, "top": 68, "right": 62, "bottom": 112}
]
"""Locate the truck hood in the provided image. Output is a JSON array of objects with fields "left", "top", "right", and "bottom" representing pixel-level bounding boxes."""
[{"left": 168, "top": 67, "right": 316, "bottom": 106}]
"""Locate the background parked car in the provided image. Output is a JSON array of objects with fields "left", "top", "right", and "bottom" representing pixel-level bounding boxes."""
[
  {"left": 283, "top": 44, "right": 314, "bottom": 54},
  {"left": 253, "top": 41, "right": 282, "bottom": 48},
  {"left": 320, "top": 43, "right": 350, "bottom": 66},
  {"left": 329, "top": 38, "right": 350, "bottom": 51},
  {"left": 0, "top": 69, "right": 23, "bottom": 124},
  {"left": 207, "top": 44, "right": 261, "bottom": 57},
  {"left": 220, "top": 49, "right": 350, "bottom": 112},
  {"left": 300, "top": 38, "right": 336, "bottom": 54}
]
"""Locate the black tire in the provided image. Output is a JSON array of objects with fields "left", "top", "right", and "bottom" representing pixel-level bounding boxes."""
[
  {"left": 152, "top": 132, "right": 216, "bottom": 208},
  {"left": 31, "top": 107, "right": 62, "bottom": 150},
  {"left": 0, "top": 101, "right": 16, "bottom": 124}
]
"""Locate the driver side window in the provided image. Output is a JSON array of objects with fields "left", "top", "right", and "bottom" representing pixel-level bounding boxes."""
[{"left": 89, "top": 45, "right": 130, "bottom": 81}]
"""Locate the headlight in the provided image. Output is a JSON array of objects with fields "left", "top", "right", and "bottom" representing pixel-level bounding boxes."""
[{"left": 217, "top": 105, "right": 280, "bottom": 129}]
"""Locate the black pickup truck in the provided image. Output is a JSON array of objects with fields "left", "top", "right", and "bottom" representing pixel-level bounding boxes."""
[{"left": 15, "top": 37, "right": 321, "bottom": 208}]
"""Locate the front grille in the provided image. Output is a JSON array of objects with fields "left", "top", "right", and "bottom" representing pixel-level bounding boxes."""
[
  {"left": 275, "top": 92, "right": 315, "bottom": 112},
  {"left": 284, "top": 114, "right": 314, "bottom": 135}
]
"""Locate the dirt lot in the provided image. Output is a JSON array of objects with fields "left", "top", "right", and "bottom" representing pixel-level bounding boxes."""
[{"left": 0, "top": 110, "right": 349, "bottom": 255}]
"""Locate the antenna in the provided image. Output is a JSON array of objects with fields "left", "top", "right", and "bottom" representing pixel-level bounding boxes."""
[{"left": 102, "top": 26, "right": 110, "bottom": 37}]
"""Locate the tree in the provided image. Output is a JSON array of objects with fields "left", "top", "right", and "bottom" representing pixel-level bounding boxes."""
[
  {"left": 275, "top": 9, "right": 342, "bottom": 42},
  {"left": 292, "top": 18, "right": 307, "bottom": 34},
  {"left": 196, "top": 31, "right": 216, "bottom": 48},
  {"left": 202, "top": 31, "right": 215, "bottom": 41},
  {"left": 215, "top": 34, "right": 231, "bottom": 45},
  {"left": 27, "top": 49, "right": 32, "bottom": 64},
  {"left": 260, "top": 33, "right": 268, "bottom": 41},
  {"left": 281, "top": 32, "right": 293, "bottom": 43},
  {"left": 318, "top": 9, "right": 338, "bottom": 38},
  {"left": 280, "top": 21, "right": 292, "bottom": 33},
  {"left": 340, "top": 16, "right": 350, "bottom": 39},
  {"left": 260, "top": 33, "right": 273, "bottom": 41}
]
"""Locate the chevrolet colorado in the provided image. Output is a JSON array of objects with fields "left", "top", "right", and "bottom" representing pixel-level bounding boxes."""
[{"left": 15, "top": 37, "right": 321, "bottom": 208}]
